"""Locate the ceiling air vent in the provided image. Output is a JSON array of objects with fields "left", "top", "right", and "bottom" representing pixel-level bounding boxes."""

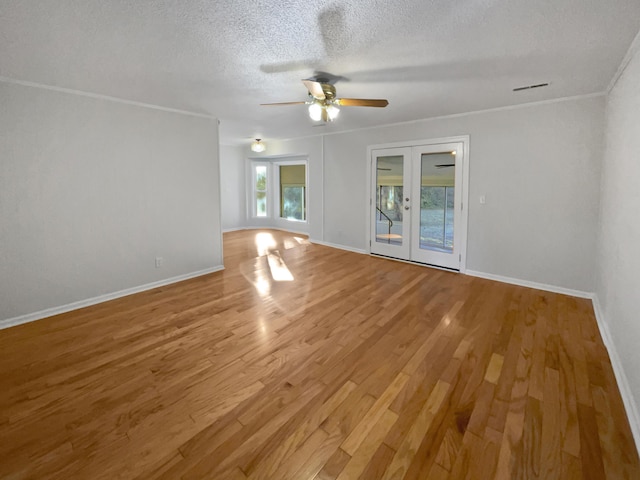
[{"left": 513, "top": 83, "right": 550, "bottom": 92}]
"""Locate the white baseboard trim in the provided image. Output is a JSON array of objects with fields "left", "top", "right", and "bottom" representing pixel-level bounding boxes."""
[
  {"left": 591, "top": 295, "right": 640, "bottom": 453},
  {"left": 309, "top": 239, "right": 366, "bottom": 255},
  {"left": 465, "top": 270, "right": 592, "bottom": 299},
  {"left": 592, "top": 294, "right": 640, "bottom": 453},
  {"left": 0, "top": 265, "right": 225, "bottom": 331}
]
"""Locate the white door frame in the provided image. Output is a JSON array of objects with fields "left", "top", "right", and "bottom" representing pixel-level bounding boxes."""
[{"left": 365, "top": 135, "right": 470, "bottom": 273}]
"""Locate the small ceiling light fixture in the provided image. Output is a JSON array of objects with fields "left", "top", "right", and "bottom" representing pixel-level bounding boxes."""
[{"left": 251, "top": 138, "right": 266, "bottom": 153}]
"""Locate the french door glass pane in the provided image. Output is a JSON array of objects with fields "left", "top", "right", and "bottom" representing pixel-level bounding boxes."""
[
  {"left": 375, "top": 155, "right": 404, "bottom": 245},
  {"left": 420, "top": 153, "right": 455, "bottom": 252}
]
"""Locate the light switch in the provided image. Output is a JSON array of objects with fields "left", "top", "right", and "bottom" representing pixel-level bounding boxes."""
[{"left": 479, "top": 195, "right": 486, "bottom": 204}]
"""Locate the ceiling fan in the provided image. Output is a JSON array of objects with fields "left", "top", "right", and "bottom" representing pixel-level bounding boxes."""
[{"left": 261, "top": 78, "right": 389, "bottom": 122}]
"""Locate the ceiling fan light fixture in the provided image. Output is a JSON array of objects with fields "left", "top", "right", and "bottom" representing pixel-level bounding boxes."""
[
  {"left": 251, "top": 138, "right": 266, "bottom": 153},
  {"left": 262, "top": 78, "right": 388, "bottom": 123},
  {"left": 326, "top": 104, "right": 340, "bottom": 121},
  {"left": 308, "top": 103, "right": 323, "bottom": 122}
]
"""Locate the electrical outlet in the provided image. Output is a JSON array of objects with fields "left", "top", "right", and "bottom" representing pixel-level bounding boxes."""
[{"left": 155, "top": 257, "right": 163, "bottom": 268}]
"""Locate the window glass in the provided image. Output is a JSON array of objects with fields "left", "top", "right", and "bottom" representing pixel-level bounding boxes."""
[{"left": 255, "top": 165, "right": 267, "bottom": 217}]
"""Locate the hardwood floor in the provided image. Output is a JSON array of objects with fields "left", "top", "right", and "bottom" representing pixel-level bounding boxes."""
[{"left": 0, "top": 228, "right": 638, "bottom": 479}]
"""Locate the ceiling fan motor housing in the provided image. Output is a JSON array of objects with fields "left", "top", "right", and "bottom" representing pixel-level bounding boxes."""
[{"left": 321, "top": 83, "right": 336, "bottom": 100}]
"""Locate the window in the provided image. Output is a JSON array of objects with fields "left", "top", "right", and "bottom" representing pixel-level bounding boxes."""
[
  {"left": 279, "top": 164, "right": 306, "bottom": 221},
  {"left": 250, "top": 160, "right": 307, "bottom": 222},
  {"left": 254, "top": 164, "right": 267, "bottom": 217}
]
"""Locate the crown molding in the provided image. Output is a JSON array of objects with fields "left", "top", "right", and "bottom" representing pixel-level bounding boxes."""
[
  {"left": 607, "top": 28, "right": 640, "bottom": 94},
  {"left": 0, "top": 76, "right": 216, "bottom": 120}
]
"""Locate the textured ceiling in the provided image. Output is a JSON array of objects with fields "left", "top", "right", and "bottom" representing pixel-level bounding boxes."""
[{"left": 1, "top": 0, "right": 639, "bottom": 145}]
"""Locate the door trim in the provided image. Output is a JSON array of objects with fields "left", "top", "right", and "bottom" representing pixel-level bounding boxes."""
[{"left": 365, "top": 136, "right": 470, "bottom": 273}]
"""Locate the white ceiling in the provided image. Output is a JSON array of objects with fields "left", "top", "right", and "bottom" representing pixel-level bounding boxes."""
[{"left": 1, "top": 1, "right": 639, "bottom": 145}]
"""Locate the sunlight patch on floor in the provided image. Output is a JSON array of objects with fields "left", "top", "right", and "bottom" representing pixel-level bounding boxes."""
[
  {"left": 267, "top": 252, "right": 294, "bottom": 282},
  {"left": 255, "top": 232, "right": 276, "bottom": 256}
]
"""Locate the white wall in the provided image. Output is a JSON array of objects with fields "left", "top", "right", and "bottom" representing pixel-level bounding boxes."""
[
  {"left": 0, "top": 82, "right": 222, "bottom": 323},
  {"left": 596, "top": 39, "right": 640, "bottom": 440},
  {"left": 322, "top": 96, "right": 604, "bottom": 292},
  {"left": 232, "top": 96, "right": 605, "bottom": 293},
  {"left": 220, "top": 144, "right": 246, "bottom": 231},
  {"left": 230, "top": 97, "right": 604, "bottom": 293}
]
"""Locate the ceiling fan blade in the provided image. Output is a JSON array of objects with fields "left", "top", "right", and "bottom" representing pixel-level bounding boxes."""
[
  {"left": 435, "top": 164, "right": 455, "bottom": 168},
  {"left": 260, "top": 101, "right": 307, "bottom": 106},
  {"left": 302, "top": 79, "right": 326, "bottom": 100},
  {"left": 335, "top": 98, "right": 389, "bottom": 107},
  {"left": 321, "top": 107, "right": 328, "bottom": 122}
]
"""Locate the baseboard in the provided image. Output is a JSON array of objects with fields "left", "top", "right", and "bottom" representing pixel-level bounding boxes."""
[
  {"left": 591, "top": 295, "right": 640, "bottom": 454},
  {"left": 309, "top": 239, "right": 366, "bottom": 255},
  {"left": 465, "top": 270, "right": 592, "bottom": 299},
  {"left": 0, "top": 265, "right": 225, "bottom": 331},
  {"left": 222, "top": 226, "right": 249, "bottom": 233}
]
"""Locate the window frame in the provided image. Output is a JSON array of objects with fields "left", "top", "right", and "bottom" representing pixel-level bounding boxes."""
[
  {"left": 277, "top": 163, "right": 307, "bottom": 222},
  {"left": 251, "top": 162, "right": 270, "bottom": 219}
]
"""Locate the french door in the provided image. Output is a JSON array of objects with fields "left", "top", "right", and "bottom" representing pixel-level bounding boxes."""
[{"left": 370, "top": 141, "right": 466, "bottom": 271}]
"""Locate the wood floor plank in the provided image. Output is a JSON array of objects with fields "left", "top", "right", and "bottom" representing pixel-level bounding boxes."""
[
  {"left": 357, "top": 442, "right": 397, "bottom": 480},
  {"left": 340, "top": 372, "right": 409, "bottom": 455},
  {"left": 591, "top": 385, "right": 627, "bottom": 480},
  {"left": 449, "top": 430, "right": 500, "bottom": 480},
  {"left": 540, "top": 367, "right": 562, "bottom": 480},
  {"left": 380, "top": 380, "right": 450, "bottom": 480},
  {"left": 244, "top": 380, "right": 357, "bottom": 479},
  {"left": 577, "top": 403, "right": 606, "bottom": 480},
  {"left": 335, "top": 409, "right": 398, "bottom": 480},
  {"left": 513, "top": 396, "right": 542, "bottom": 479},
  {"left": 314, "top": 447, "right": 351, "bottom": 480},
  {"left": 0, "top": 228, "right": 637, "bottom": 479},
  {"left": 484, "top": 353, "right": 505, "bottom": 385}
]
